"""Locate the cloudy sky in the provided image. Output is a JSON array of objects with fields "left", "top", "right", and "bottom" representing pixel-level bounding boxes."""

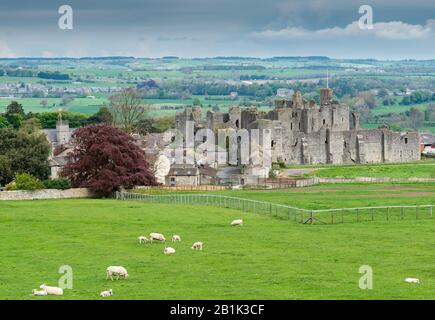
[{"left": 0, "top": 0, "right": 433, "bottom": 59}]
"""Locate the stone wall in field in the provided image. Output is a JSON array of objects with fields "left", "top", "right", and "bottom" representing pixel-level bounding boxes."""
[{"left": 0, "top": 188, "right": 93, "bottom": 201}]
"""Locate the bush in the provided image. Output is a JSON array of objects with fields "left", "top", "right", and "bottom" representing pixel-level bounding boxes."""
[
  {"left": 14, "top": 173, "right": 44, "bottom": 191},
  {"left": 42, "top": 178, "right": 72, "bottom": 190},
  {"left": 5, "top": 181, "right": 17, "bottom": 191}
]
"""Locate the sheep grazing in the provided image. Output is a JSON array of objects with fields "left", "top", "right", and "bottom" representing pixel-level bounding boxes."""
[
  {"left": 100, "top": 289, "right": 113, "bottom": 297},
  {"left": 172, "top": 235, "right": 181, "bottom": 242},
  {"left": 164, "top": 247, "right": 176, "bottom": 255},
  {"left": 39, "top": 284, "right": 63, "bottom": 296},
  {"left": 106, "top": 266, "right": 129, "bottom": 281},
  {"left": 32, "top": 289, "right": 48, "bottom": 296},
  {"left": 138, "top": 236, "right": 148, "bottom": 244},
  {"left": 405, "top": 277, "right": 420, "bottom": 284},
  {"left": 149, "top": 232, "right": 166, "bottom": 243},
  {"left": 191, "top": 242, "right": 203, "bottom": 250},
  {"left": 231, "top": 219, "right": 243, "bottom": 226}
]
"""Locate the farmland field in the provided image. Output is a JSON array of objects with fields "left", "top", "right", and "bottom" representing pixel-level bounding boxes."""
[
  {"left": 141, "top": 182, "right": 435, "bottom": 210},
  {"left": 1, "top": 192, "right": 435, "bottom": 300},
  {"left": 306, "top": 162, "right": 435, "bottom": 179},
  {"left": 0, "top": 97, "right": 108, "bottom": 115}
]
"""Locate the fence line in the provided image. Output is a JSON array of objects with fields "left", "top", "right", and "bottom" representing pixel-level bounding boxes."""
[{"left": 114, "top": 191, "right": 434, "bottom": 225}]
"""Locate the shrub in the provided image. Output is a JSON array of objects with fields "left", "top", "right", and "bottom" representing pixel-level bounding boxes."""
[
  {"left": 14, "top": 173, "right": 44, "bottom": 191},
  {"left": 42, "top": 178, "right": 72, "bottom": 190},
  {"left": 5, "top": 181, "right": 17, "bottom": 191}
]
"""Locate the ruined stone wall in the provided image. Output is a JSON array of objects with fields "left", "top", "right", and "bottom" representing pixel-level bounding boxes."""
[
  {"left": 327, "top": 130, "right": 346, "bottom": 164},
  {"left": 386, "top": 131, "right": 420, "bottom": 162},
  {"left": 174, "top": 89, "right": 421, "bottom": 167},
  {"left": 332, "top": 104, "right": 350, "bottom": 131},
  {"left": 297, "top": 130, "right": 328, "bottom": 164},
  {"left": 206, "top": 111, "right": 228, "bottom": 131},
  {"left": 176, "top": 107, "right": 202, "bottom": 135}
]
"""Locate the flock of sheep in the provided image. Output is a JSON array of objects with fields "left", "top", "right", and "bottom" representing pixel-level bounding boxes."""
[{"left": 31, "top": 218, "right": 244, "bottom": 298}]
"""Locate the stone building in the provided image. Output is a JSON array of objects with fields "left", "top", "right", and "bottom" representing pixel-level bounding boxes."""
[
  {"left": 165, "top": 164, "right": 218, "bottom": 186},
  {"left": 42, "top": 114, "right": 76, "bottom": 178},
  {"left": 175, "top": 87, "right": 420, "bottom": 166}
]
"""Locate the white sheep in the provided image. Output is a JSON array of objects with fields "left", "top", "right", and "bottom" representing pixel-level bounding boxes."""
[
  {"left": 32, "top": 289, "right": 48, "bottom": 296},
  {"left": 164, "top": 247, "right": 176, "bottom": 255},
  {"left": 172, "top": 235, "right": 181, "bottom": 242},
  {"left": 149, "top": 232, "right": 166, "bottom": 243},
  {"left": 231, "top": 219, "right": 243, "bottom": 226},
  {"left": 191, "top": 241, "right": 203, "bottom": 250},
  {"left": 39, "top": 284, "right": 63, "bottom": 296},
  {"left": 106, "top": 266, "right": 129, "bottom": 281},
  {"left": 405, "top": 277, "right": 420, "bottom": 284},
  {"left": 100, "top": 289, "right": 113, "bottom": 297},
  {"left": 138, "top": 236, "right": 148, "bottom": 244}
]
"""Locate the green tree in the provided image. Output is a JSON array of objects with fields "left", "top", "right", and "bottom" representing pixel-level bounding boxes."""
[
  {"left": 192, "top": 97, "right": 202, "bottom": 106},
  {"left": 5, "top": 101, "right": 25, "bottom": 116},
  {"left": 0, "top": 128, "right": 51, "bottom": 185},
  {"left": 86, "top": 106, "right": 114, "bottom": 125},
  {"left": 36, "top": 111, "right": 88, "bottom": 129},
  {"left": 0, "top": 116, "right": 9, "bottom": 128},
  {"left": 5, "top": 113, "right": 23, "bottom": 129},
  {"left": 20, "top": 118, "right": 42, "bottom": 134}
]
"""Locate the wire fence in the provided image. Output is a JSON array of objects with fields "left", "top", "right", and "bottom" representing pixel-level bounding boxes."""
[{"left": 114, "top": 191, "right": 434, "bottom": 225}]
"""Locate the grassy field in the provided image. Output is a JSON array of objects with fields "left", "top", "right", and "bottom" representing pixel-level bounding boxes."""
[
  {"left": 1, "top": 198, "right": 435, "bottom": 300},
  {"left": 0, "top": 97, "right": 108, "bottom": 115},
  {"left": 208, "top": 183, "right": 435, "bottom": 210},
  {"left": 306, "top": 162, "right": 435, "bottom": 179},
  {"left": 139, "top": 182, "right": 435, "bottom": 210}
]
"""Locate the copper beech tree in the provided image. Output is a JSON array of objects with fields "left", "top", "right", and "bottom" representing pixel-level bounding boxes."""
[{"left": 62, "top": 124, "right": 158, "bottom": 196}]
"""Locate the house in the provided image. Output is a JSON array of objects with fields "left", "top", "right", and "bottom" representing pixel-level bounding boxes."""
[
  {"left": 165, "top": 164, "right": 219, "bottom": 186},
  {"left": 420, "top": 132, "right": 435, "bottom": 156},
  {"left": 166, "top": 165, "right": 200, "bottom": 186}
]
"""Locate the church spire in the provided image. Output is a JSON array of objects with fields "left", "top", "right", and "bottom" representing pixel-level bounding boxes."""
[{"left": 57, "top": 108, "right": 63, "bottom": 124}]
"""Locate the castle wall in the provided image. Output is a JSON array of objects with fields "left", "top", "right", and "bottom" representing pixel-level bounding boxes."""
[
  {"left": 386, "top": 131, "right": 420, "bottom": 162},
  {"left": 175, "top": 89, "right": 421, "bottom": 168}
]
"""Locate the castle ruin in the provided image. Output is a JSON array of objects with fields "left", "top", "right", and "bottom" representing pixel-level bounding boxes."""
[{"left": 175, "top": 88, "right": 420, "bottom": 166}]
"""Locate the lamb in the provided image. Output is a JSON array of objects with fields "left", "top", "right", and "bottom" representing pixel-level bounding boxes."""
[
  {"left": 149, "top": 232, "right": 166, "bottom": 243},
  {"left": 32, "top": 289, "right": 48, "bottom": 296},
  {"left": 172, "top": 235, "right": 181, "bottom": 242},
  {"left": 39, "top": 284, "right": 63, "bottom": 296},
  {"left": 191, "top": 241, "right": 203, "bottom": 250},
  {"left": 138, "top": 236, "right": 148, "bottom": 244},
  {"left": 405, "top": 277, "right": 420, "bottom": 284},
  {"left": 231, "top": 219, "right": 243, "bottom": 226},
  {"left": 106, "top": 266, "right": 129, "bottom": 281},
  {"left": 164, "top": 247, "right": 176, "bottom": 255},
  {"left": 100, "top": 289, "right": 113, "bottom": 297}
]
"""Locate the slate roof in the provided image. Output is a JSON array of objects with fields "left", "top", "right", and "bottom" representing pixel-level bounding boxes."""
[{"left": 420, "top": 132, "right": 435, "bottom": 146}]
